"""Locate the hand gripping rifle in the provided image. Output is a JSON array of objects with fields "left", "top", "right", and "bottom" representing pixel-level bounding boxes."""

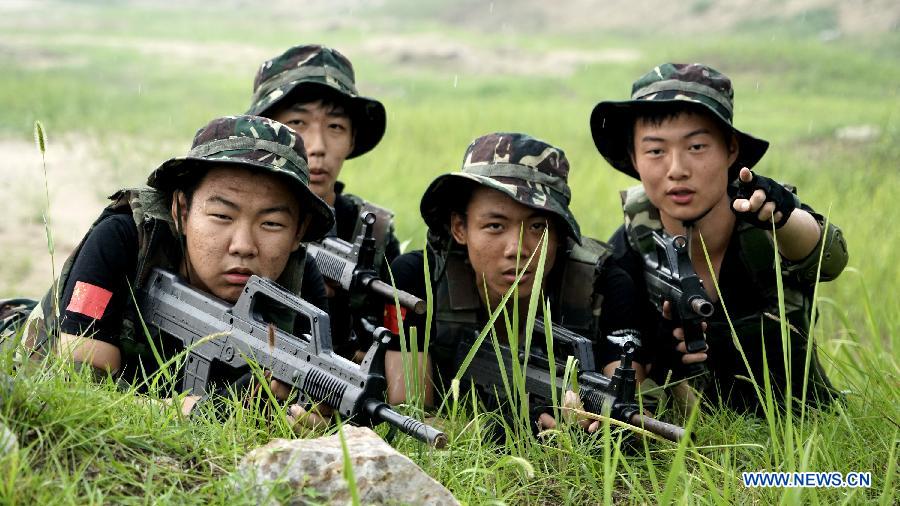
[
  {"left": 137, "top": 268, "right": 446, "bottom": 448},
  {"left": 306, "top": 211, "right": 425, "bottom": 315},
  {"left": 458, "top": 318, "right": 685, "bottom": 442},
  {"left": 644, "top": 231, "right": 715, "bottom": 384}
]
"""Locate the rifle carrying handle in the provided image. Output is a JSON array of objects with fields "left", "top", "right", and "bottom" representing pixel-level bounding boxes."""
[{"left": 629, "top": 413, "right": 686, "bottom": 442}]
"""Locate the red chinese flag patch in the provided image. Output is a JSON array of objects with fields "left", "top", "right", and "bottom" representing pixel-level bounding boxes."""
[
  {"left": 66, "top": 281, "right": 113, "bottom": 320},
  {"left": 383, "top": 304, "right": 408, "bottom": 334}
]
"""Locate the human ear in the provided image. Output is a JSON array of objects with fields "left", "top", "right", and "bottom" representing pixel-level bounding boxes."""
[
  {"left": 292, "top": 215, "right": 311, "bottom": 252},
  {"left": 449, "top": 212, "right": 468, "bottom": 246},
  {"left": 727, "top": 134, "right": 739, "bottom": 166},
  {"left": 170, "top": 191, "right": 188, "bottom": 231}
]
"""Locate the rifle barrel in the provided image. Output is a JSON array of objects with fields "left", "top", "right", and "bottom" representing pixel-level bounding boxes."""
[
  {"left": 629, "top": 413, "right": 685, "bottom": 442},
  {"left": 364, "top": 398, "right": 447, "bottom": 448},
  {"left": 368, "top": 279, "right": 426, "bottom": 314}
]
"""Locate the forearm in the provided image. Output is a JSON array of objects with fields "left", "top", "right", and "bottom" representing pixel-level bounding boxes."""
[
  {"left": 773, "top": 208, "right": 822, "bottom": 261},
  {"left": 55, "top": 332, "right": 121, "bottom": 374},
  {"left": 385, "top": 350, "right": 434, "bottom": 407}
]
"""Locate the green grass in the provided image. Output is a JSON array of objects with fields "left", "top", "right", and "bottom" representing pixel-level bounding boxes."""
[{"left": 1, "top": 1, "right": 898, "bottom": 504}]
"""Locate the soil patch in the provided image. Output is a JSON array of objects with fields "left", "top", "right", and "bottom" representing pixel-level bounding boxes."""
[
  {"left": 359, "top": 34, "right": 640, "bottom": 76},
  {"left": 0, "top": 135, "right": 112, "bottom": 297}
]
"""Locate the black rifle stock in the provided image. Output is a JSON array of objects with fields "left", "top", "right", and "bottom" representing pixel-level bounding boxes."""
[
  {"left": 458, "top": 318, "right": 685, "bottom": 442},
  {"left": 307, "top": 211, "right": 425, "bottom": 315},
  {"left": 644, "top": 232, "right": 714, "bottom": 382},
  {"left": 137, "top": 268, "right": 446, "bottom": 448}
]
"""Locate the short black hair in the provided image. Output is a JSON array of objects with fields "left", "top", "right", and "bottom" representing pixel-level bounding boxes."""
[
  {"left": 624, "top": 101, "right": 734, "bottom": 158},
  {"left": 265, "top": 84, "right": 358, "bottom": 146},
  {"left": 169, "top": 167, "right": 208, "bottom": 212}
]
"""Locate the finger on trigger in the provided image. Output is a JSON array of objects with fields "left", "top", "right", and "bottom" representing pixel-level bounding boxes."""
[{"left": 683, "top": 353, "right": 707, "bottom": 364}]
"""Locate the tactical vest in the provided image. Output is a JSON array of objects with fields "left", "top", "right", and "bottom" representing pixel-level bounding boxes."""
[
  {"left": 620, "top": 184, "right": 813, "bottom": 317},
  {"left": 620, "top": 185, "right": 840, "bottom": 405},
  {"left": 24, "top": 188, "right": 306, "bottom": 356},
  {"left": 342, "top": 192, "right": 395, "bottom": 273},
  {"left": 430, "top": 236, "right": 611, "bottom": 367}
]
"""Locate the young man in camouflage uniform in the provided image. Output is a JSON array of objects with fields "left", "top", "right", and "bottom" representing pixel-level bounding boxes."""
[
  {"left": 590, "top": 63, "right": 849, "bottom": 413},
  {"left": 247, "top": 45, "right": 400, "bottom": 361},
  {"left": 19, "top": 115, "right": 334, "bottom": 416},
  {"left": 384, "top": 132, "right": 645, "bottom": 432}
]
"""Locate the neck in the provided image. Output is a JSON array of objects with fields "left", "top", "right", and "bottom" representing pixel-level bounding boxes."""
[{"left": 323, "top": 188, "right": 336, "bottom": 206}]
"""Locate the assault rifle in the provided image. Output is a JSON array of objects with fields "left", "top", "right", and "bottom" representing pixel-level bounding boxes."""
[
  {"left": 137, "top": 268, "right": 446, "bottom": 448},
  {"left": 459, "top": 318, "right": 685, "bottom": 442},
  {"left": 644, "top": 231, "right": 714, "bottom": 382},
  {"left": 306, "top": 211, "right": 425, "bottom": 315}
]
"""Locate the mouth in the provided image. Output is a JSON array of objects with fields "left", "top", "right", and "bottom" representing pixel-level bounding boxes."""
[
  {"left": 223, "top": 267, "right": 253, "bottom": 285},
  {"left": 666, "top": 187, "right": 695, "bottom": 204},
  {"left": 501, "top": 268, "right": 533, "bottom": 284},
  {"left": 308, "top": 168, "right": 330, "bottom": 182}
]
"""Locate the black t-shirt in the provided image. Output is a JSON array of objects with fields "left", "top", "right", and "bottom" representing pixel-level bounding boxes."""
[
  {"left": 609, "top": 223, "right": 830, "bottom": 411},
  {"left": 58, "top": 213, "right": 329, "bottom": 381},
  {"left": 324, "top": 183, "right": 402, "bottom": 358},
  {"left": 386, "top": 247, "right": 643, "bottom": 391}
]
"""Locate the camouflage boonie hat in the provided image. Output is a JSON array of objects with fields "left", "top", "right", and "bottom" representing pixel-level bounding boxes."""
[
  {"left": 247, "top": 44, "right": 386, "bottom": 159},
  {"left": 590, "top": 63, "right": 769, "bottom": 179},
  {"left": 421, "top": 132, "right": 581, "bottom": 244},
  {"left": 147, "top": 115, "right": 335, "bottom": 242}
]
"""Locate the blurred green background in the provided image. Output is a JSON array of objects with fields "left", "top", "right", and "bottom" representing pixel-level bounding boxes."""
[{"left": 1, "top": 0, "right": 898, "bottom": 351}]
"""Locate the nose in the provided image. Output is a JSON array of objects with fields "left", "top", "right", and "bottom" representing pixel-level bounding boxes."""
[
  {"left": 228, "top": 221, "right": 258, "bottom": 258},
  {"left": 302, "top": 123, "right": 325, "bottom": 159},
  {"left": 666, "top": 151, "right": 690, "bottom": 180},
  {"left": 502, "top": 227, "right": 530, "bottom": 259}
]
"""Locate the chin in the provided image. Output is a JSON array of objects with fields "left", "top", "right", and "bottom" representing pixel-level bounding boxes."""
[{"left": 216, "top": 288, "right": 241, "bottom": 304}]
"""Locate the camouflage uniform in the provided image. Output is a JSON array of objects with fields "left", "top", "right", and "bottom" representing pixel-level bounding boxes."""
[
  {"left": 396, "top": 133, "right": 631, "bottom": 391},
  {"left": 248, "top": 45, "right": 400, "bottom": 358},
  {"left": 21, "top": 116, "right": 334, "bottom": 371},
  {"left": 590, "top": 64, "right": 849, "bottom": 411}
]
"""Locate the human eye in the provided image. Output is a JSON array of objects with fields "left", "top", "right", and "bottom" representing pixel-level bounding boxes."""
[
  {"left": 208, "top": 212, "right": 232, "bottom": 222},
  {"left": 688, "top": 142, "right": 708, "bottom": 151},
  {"left": 287, "top": 118, "right": 306, "bottom": 128},
  {"left": 483, "top": 222, "right": 504, "bottom": 232},
  {"left": 328, "top": 121, "right": 346, "bottom": 132},
  {"left": 530, "top": 221, "right": 548, "bottom": 232},
  {"left": 261, "top": 220, "right": 288, "bottom": 231}
]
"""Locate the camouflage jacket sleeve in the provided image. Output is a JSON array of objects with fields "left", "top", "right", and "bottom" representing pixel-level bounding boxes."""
[{"left": 782, "top": 204, "right": 849, "bottom": 284}]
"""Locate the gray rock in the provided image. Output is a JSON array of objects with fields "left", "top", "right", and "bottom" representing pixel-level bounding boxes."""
[{"left": 237, "top": 426, "right": 458, "bottom": 506}]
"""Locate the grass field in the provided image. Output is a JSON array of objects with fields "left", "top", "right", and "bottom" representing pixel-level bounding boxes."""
[{"left": 1, "top": 1, "right": 898, "bottom": 504}]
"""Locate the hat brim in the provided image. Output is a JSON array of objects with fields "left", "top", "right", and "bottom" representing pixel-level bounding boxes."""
[
  {"left": 420, "top": 172, "right": 581, "bottom": 244},
  {"left": 247, "top": 81, "right": 386, "bottom": 159},
  {"left": 589, "top": 99, "right": 769, "bottom": 180},
  {"left": 147, "top": 157, "right": 335, "bottom": 242}
]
